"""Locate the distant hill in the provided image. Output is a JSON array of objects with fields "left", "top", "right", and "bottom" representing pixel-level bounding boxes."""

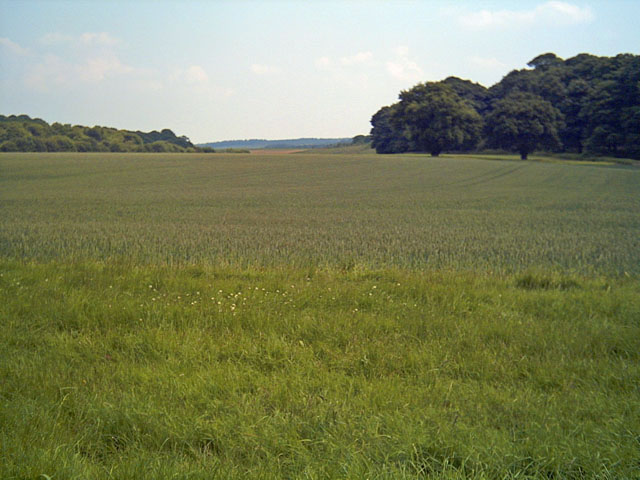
[{"left": 199, "top": 138, "right": 352, "bottom": 150}]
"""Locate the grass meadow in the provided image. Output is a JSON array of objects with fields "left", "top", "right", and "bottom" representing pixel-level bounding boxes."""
[{"left": 1, "top": 152, "right": 639, "bottom": 479}]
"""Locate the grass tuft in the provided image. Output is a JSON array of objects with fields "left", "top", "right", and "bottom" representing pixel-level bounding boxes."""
[{"left": 515, "top": 272, "right": 581, "bottom": 290}]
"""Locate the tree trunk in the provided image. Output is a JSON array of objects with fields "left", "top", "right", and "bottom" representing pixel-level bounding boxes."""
[{"left": 520, "top": 150, "right": 528, "bottom": 160}]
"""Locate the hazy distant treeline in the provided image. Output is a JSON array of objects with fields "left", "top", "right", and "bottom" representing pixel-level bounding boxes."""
[
  {"left": 200, "top": 138, "right": 353, "bottom": 150},
  {"left": 371, "top": 53, "right": 640, "bottom": 159},
  {"left": 0, "top": 115, "right": 216, "bottom": 153}
]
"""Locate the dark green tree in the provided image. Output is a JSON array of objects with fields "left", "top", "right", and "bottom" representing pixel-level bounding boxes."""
[
  {"left": 527, "top": 52, "right": 563, "bottom": 70},
  {"left": 484, "top": 92, "right": 563, "bottom": 159},
  {"left": 579, "top": 54, "right": 640, "bottom": 157},
  {"left": 370, "top": 105, "right": 408, "bottom": 154},
  {"left": 442, "top": 76, "right": 490, "bottom": 114},
  {"left": 396, "top": 82, "right": 482, "bottom": 156}
]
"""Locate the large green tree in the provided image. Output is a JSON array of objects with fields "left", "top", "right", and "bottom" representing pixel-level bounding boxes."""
[
  {"left": 370, "top": 105, "right": 408, "bottom": 154},
  {"left": 394, "top": 82, "right": 483, "bottom": 156},
  {"left": 484, "top": 92, "right": 563, "bottom": 160}
]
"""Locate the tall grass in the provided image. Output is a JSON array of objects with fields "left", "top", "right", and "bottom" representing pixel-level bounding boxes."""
[{"left": 1, "top": 262, "right": 638, "bottom": 478}]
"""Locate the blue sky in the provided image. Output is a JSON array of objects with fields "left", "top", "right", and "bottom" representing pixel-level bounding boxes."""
[{"left": 1, "top": 0, "right": 639, "bottom": 142}]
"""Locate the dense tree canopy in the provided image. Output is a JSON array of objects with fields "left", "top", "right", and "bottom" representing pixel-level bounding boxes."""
[
  {"left": 370, "top": 105, "right": 409, "bottom": 154},
  {"left": 484, "top": 92, "right": 562, "bottom": 160},
  {"left": 0, "top": 115, "right": 212, "bottom": 153},
  {"left": 394, "top": 82, "right": 482, "bottom": 156},
  {"left": 371, "top": 52, "right": 640, "bottom": 159}
]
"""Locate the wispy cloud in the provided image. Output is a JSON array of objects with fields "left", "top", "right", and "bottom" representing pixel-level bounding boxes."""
[
  {"left": 21, "top": 33, "right": 153, "bottom": 92},
  {"left": 386, "top": 46, "right": 423, "bottom": 83},
  {"left": 0, "top": 37, "right": 29, "bottom": 56},
  {"left": 19, "top": 32, "right": 232, "bottom": 100},
  {"left": 458, "top": 1, "right": 594, "bottom": 29},
  {"left": 183, "top": 65, "right": 209, "bottom": 84},
  {"left": 80, "top": 32, "right": 120, "bottom": 46},
  {"left": 170, "top": 65, "right": 233, "bottom": 98},
  {"left": 40, "top": 32, "right": 120, "bottom": 47},
  {"left": 315, "top": 51, "right": 375, "bottom": 71},
  {"left": 79, "top": 53, "right": 134, "bottom": 82},
  {"left": 250, "top": 63, "right": 281, "bottom": 75},
  {"left": 340, "top": 51, "right": 373, "bottom": 66},
  {"left": 315, "top": 56, "right": 332, "bottom": 70},
  {"left": 316, "top": 48, "right": 423, "bottom": 86},
  {"left": 25, "top": 52, "right": 146, "bottom": 91},
  {"left": 313, "top": 52, "right": 375, "bottom": 89}
]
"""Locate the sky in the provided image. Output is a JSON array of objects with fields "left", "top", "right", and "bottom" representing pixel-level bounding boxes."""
[{"left": 1, "top": 1, "right": 639, "bottom": 143}]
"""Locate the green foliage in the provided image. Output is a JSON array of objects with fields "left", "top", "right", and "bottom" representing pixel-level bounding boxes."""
[
  {"left": 371, "top": 82, "right": 483, "bottom": 155},
  {"left": 351, "top": 134, "right": 371, "bottom": 145},
  {"left": 371, "top": 53, "right": 640, "bottom": 159},
  {"left": 442, "top": 76, "right": 490, "bottom": 114},
  {"left": 0, "top": 115, "right": 208, "bottom": 153},
  {"left": 396, "top": 82, "right": 483, "bottom": 156},
  {"left": 527, "top": 52, "right": 564, "bottom": 70},
  {"left": 370, "top": 105, "right": 404, "bottom": 154},
  {"left": 44, "top": 135, "right": 77, "bottom": 152},
  {"left": 484, "top": 92, "right": 562, "bottom": 159},
  {"left": 218, "top": 147, "right": 251, "bottom": 153}
]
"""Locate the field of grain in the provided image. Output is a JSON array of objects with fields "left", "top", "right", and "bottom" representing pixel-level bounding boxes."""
[
  {"left": 1, "top": 152, "right": 639, "bottom": 479},
  {"left": 1, "top": 152, "right": 638, "bottom": 273}
]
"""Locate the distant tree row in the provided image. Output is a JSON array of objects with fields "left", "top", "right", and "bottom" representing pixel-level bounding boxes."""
[
  {"left": 0, "top": 115, "right": 216, "bottom": 153},
  {"left": 370, "top": 53, "right": 640, "bottom": 159}
]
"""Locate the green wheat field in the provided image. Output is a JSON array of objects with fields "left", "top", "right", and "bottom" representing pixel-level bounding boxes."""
[{"left": 1, "top": 152, "right": 639, "bottom": 479}]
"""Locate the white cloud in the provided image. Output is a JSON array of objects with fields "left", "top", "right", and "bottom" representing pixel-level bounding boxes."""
[
  {"left": 0, "top": 37, "right": 29, "bottom": 56},
  {"left": 169, "top": 65, "right": 233, "bottom": 98},
  {"left": 79, "top": 53, "right": 134, "bottom": 82},
  {"left": 250, "top": 63, "right": 281, "bottom": 75},
  {"left": 386, "top": 46, "right": 423, "bottom": 83},
  {"left": 313, "top": 52, "right": 377, "bottom": 90},
  {"left": 80, "top": 32, "right": 120, "bottom": 46},
  {"left": 316, "top": 47, "right": 423, "bottom": 85},
  {"left": 184, "top": 65, "right": 209, "bottom": 84},
  {"left": 315, "top": 56, "right": 332, "bottom": 70},
  {"left": 25, "top": 31, "right": 162, "bottom": 92},
  {"left": 458, "top": 1, "right": 594, "bottom": 29},
  {"left": 25, "top": 52, "right": 148, "bottom": 91},
  {"left": 340, "top": 51, "right": 373, "bottom": 66},
  {"left": 541, "top": 1, "right": 594, "bottom": 22},
  {"left": 40, "top": 32, "right": 120, "bottom": 47},
  {"left": 316, "top": 51, "right": 375, "bottom": 70},
  {"left": 24, "top": 54, "right": 68, "bottom": 90},
  {"left": 386, "top": 60, "right": 423, "bottom": 82}
]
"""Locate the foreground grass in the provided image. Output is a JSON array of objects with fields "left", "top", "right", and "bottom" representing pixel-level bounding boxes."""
[{"left": 2, "top": 261, "right": 638, "bottom": 479}]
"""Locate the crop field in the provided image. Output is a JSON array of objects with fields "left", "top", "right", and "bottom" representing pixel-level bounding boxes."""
[
  {"left": 1, "top": 152, "right": 639, "bottom": 479},
  {"left": 1, "top": 152, "right": 639, "bottom": 273}
]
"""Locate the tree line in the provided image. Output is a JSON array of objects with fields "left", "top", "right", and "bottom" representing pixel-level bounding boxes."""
[
  {"left": 0, "top": 115, "right": 216, "bottom": 153},
  {"left": 370, "top": 53, "right": 640, "bottom": 159}
]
